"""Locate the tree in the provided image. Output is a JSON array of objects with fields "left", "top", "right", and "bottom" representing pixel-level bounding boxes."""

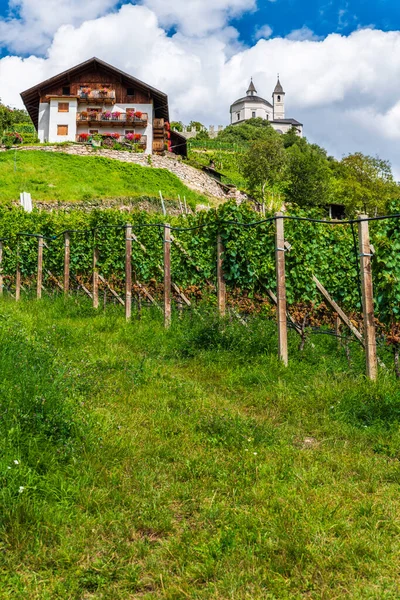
[
  {"left": 217, "top": 118, "right": 277, "bottom": 144},
  {"left": 285, "top": 143, "right": 334, "bottom": 207},
  {"left": 282, "top": 126, "right": 302, "bottom": 148},
  {"left": 337, "top": 152, "right": 398, "bottom": 215},
  {"left": 195, "top": 129, "right": 210, "bottom": 140},
  {"left": 241, "top": 137, "right": 288, "bottom": 205},
  {"left": 170, "top": 121, "right": 183, "bottom": 132},
  {"left": 188, "top": 121, "right": 206, "bottom": 132}
]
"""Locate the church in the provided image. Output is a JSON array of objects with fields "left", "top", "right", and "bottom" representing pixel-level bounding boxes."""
[{"left": 230, "top": 77, "right": 303, "bottom": 136}]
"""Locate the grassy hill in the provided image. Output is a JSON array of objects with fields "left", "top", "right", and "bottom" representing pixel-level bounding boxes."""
[
  {"left": 2, "top": 298, "right": 400, "bottom": 598},
  {"left": 0, "top": 150, "right": 207, "bottom": 206}
]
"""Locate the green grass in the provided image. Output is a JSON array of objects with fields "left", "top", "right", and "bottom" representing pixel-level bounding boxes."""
[
  {"left": 1, "top": 298, "right": 400, "bottom": 598},
  {"left": 0, "top": 151, "right": 207, "bottom": 205}
]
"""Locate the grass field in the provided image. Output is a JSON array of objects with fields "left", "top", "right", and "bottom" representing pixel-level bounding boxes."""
[
  {"left": 0, "top": 151, "right": 206, "bottom": 205},
  {"left": 1, "top": 298, "right": 400, "bottom": 598}
]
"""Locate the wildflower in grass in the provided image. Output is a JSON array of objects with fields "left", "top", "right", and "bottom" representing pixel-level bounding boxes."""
[
  {"left": 14, "top": 460, "right": 19, "bottom": 465},
  {"left": 18, "top": 486, "right": 24, "bottom": 493},
  {"left": 253, "top": 452, "right": 257, "bottom": 455},
  {"left": 7, "top": 466, "right": 11, "bottom": 470}
]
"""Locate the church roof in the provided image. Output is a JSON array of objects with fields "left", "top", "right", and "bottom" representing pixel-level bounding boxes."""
[
  {"left": 230, "top": 95, "right": 273, "bottom": 110},
  {"left": 273, "top": 77, "right": 285, "bottom": 94},
  {"left": 271, "top": 118, "right": 303, "bottom": 126},
  {"left": 246, "top": 79, "right": 257, "bottom": 95}
]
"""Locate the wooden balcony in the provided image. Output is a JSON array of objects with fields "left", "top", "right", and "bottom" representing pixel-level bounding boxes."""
[
  {"left": 78, "top": 90, "right": 116, "bottom": 103},
  {"left": 76, "top": 133, "right": 147, "bottom": 147},
  {"left": 77, "top": 112, "right": 148, "bottom": 126}
]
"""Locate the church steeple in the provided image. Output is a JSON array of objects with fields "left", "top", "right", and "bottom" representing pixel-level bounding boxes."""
[
  {"left": 273, "top": 77, "right": 284, "bottom": 95},
  {"left": 273, "top": 75, "right": 285, "bottom": 120},
  {"left": 246, "top": 78, "right": 257, "bottom": 96}
]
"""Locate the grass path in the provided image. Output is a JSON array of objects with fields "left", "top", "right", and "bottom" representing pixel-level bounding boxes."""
[{"left": 1, "top": 299, "right": 400, "bottom": 598}]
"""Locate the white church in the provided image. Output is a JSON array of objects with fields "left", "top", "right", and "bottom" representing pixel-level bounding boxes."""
[{"left": 230, "top": 77, "right": 303, "bottom": 136}]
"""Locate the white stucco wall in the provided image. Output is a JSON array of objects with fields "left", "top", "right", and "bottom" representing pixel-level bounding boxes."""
[
  {"left": 271, "top": 122, "right": 303, "bottom": 136},
  {"left": 38, "top": 103, "right": 50, "bottom": 143},
  {"left": 273, "top": 94, "right": 285, "bottom": 120},
  {"left": 230, "top": 100, "right": 273, "bottom": 124},
  {"left": 75, "top": 102, "right": 154, "bottom": 153},
  {"left": 48, "top": 98, "right": 78, "bottom": 143}
]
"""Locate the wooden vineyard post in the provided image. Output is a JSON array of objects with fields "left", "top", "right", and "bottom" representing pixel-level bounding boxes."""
[
  {"left": 358, "top": 215, "right": 377, "bottom": 380},
  {"left": 217, "top": 234, "right": 226, "bottom": 317},
  {"left": 37, "top": 236, "right": 43, "bottom": 299},
  {"left": 64, "top": 232, "right": 70, "bottom": 295},
  {"left": 0, "top": 241, "right": 3, "bottom": 297},
  {"left": 125, "top": 224, "right": 132, "bottom": 321},
  {"left": 275, "top": 212, "right": 288, "bottom": 366},
  {"left": 164, "top": 223, "right": 171, "bottom": 328},
  {"left": 93, "top": 235, "right": 99, "bottom": 310}
]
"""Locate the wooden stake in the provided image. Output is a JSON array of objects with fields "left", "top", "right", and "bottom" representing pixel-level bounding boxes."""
[
  {"left": 93, "top": 242, "right": 99, "bottom": 310},
  {"left": 313, "top": 275, "right": 363, "bottom": 345},
  {"left": 275, "top": 212, "right": 288, "bottom": 366},
  {"left": 358, "top": 214, "right": 377, "bottom": 380},
  {"left": 125, "top": 224, "right": 132, "bottom": 321},
  {"left": 217, "top": 234, "right": 226, "bottom": 317},
  {"left": 64, "top": 232, "right": 70, "bottom": 295},
  {"left": 164, "top": 223, "right": 171, "bottom": 328},
  {"left": 16, "top": 240, "right": 21, "bottom": 301},
  {"left": 0, "top": 241, "right": 3, "bottom": 297},
  {"left": 335, "top": 315, "right": 341, "bottom": 348},
  {"left": 37, "top": 236, "right": 43, "bottom": 299}
]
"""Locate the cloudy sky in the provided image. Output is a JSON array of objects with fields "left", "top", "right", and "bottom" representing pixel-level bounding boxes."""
[{"left": 0, "top": 0, "right": 399, "bottom": 175}]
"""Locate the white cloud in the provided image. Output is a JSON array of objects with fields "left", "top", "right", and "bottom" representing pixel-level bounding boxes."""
[
  {"left": 0, "top": 5, "right": 400, "bottom": 177},
  {"left": 286, "top": 26, "right": 323, "bottom": 41},
  {"left": 140, "top": 0, "right": 257, "bottom": 36},
  {"left": 0, "top": 0, "right": 119, "bottom": 53},
  {"left": 254, "top": 24, "right": 273, "bottom": 40}
]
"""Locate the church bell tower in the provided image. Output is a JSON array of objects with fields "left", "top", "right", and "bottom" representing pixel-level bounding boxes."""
[{"left": 273, "top": 76, "right": 285, "bottom": 120}]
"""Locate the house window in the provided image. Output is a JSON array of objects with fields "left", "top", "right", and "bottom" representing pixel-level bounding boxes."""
[
  {"left": 267, "top": 114, "right": 269, "bottom": 120},
  {"left": 237, "top": 112, "right": 240, "bottom": 121},
  {"left": 89, "top": 130, "right": 99, "bottom": 134},
  {"left": 57, "top": 125, "right": 68, "bottom": 136},
  {"left": 125, "top": 129, "right": 134, "bottom": 135},
  {"left": 252, "top": 111, "right": 256, "bottom": 118},
  {"left": 127, "top": 87, "right": 134, "bottom": 96},
  {"left": 62, "top": 86, "right": 70, "bottom": 96},
  {"left": 58, "top": 102, "right": 69, "bottom": 113}
]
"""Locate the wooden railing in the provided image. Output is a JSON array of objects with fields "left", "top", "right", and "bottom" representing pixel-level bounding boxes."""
[
  {"left": 78, "top": 90, "right": 116, "bottom": 100},
  {"left": 76, "top": 134, "right": 147, "bottom": 145},
  {"left": 77, "top": 112, "right": 148, "bottom": 125}
]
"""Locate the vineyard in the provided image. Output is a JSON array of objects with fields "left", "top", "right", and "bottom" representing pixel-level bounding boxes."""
[{"left": 1, "top": 201, "right": 400, "bottom": 377}]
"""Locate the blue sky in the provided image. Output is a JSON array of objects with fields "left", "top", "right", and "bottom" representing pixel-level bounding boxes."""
[{"left": 234, "top": 0, "right": 400, "bottom": 41}]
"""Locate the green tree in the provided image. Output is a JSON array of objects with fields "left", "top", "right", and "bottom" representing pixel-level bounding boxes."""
[
  {"left": 285, "top": 142, "right": 334, "bottom": 207},
  {"left": 170, "top": 121, "right": 183, "bottom": 132},
  {"left": 337, "top": 152, "right": 398, "bottom": 215},
  {"left": 188, "top": 121, "right": 206, "bottom": 132},
  {"left": 241, "top": 137, "right": 288, "bottom": 204},
  {"left": 217, "top": 118, "right": 276, "bottom": 144}
]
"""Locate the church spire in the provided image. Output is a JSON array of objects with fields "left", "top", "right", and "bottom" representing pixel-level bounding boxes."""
[
  {"left": 246, "top": 78, "right": 257, "bottom": 96},
  {"left": 273, "top": 75, "right": 284, "bottom": 95}
]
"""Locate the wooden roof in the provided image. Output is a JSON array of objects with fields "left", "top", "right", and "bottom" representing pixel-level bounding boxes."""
[{"left": 20, "top": 57, "right": 169, "bottom": 128}]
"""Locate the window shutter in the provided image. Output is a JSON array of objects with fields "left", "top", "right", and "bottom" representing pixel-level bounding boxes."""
[
  {"left": 58, "top": 102, "right": 69, "bottom": 113},
  {"left": 57, "top": 125, "right": 68, "bottom": 136}
]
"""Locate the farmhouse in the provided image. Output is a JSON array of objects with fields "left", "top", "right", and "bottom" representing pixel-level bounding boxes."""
[
  {"left": 230, "top": 77, "right": 303, "bottom": 136},
  {"left": 20, "top": 57, "right": 187, "bottom": 156}
]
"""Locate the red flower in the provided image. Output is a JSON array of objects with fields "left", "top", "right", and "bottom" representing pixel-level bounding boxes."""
[{"left": 134, "top": 111, "right": 143, "bottom": 119}]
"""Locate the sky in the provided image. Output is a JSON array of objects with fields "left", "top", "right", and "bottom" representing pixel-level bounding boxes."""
[{"left": 0, "top": 0, "right": 399, "bottom": 176}]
